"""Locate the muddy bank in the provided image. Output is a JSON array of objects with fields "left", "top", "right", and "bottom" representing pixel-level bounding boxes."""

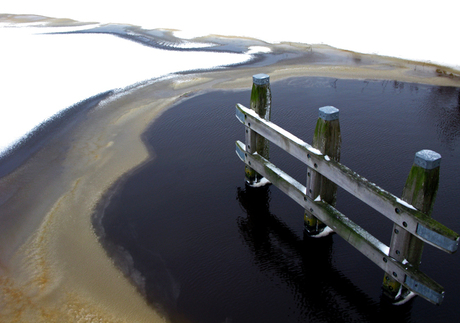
[{"left": 1, "top": 15, "right": 460, "bottom": 322}]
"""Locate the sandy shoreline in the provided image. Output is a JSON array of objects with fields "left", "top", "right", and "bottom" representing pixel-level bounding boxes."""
[{"left": 1, "top": 18, "right": 460, "bottom": 322}]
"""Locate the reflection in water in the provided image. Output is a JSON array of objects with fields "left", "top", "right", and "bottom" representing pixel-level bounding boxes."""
[
  {"left": 97, "top": 77, "right": 460, "bottom": 322},
  {"left": 236, "top": 184, "right": 413, "bottom": 322},
  {"left": 424, "top": 86, "right": 460, "bottom": 148}
]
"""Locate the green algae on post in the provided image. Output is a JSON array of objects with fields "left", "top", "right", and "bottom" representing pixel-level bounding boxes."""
[
  {"left": 383, "top": 150, "right": 442, "bottom": 303},
  {"left": 245, "top": 73, "right": 272, "bottom": 185},
  {"left": 305, "top": 106, "right": 341, "bottom": 235}
]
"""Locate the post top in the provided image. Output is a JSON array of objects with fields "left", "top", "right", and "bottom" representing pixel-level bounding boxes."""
[
  {"left": 253, "top": 73, "right": 270, "bottom": 85},
  {"left": 318, "top": 106, "right": 339, "bottom": 121},
  {"left": 414, "top": 150, "right": 441, "bottom": 169}
]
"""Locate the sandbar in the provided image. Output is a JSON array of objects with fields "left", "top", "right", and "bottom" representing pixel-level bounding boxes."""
[{"left": 1, "top": 17, "right": 460, "bottom": 322}]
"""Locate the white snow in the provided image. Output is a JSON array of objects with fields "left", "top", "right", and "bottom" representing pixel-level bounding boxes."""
[
  {"left": 307, "top": 146, "right": 323, "bottom": 156},
  {"left": 172, "top": 41, "right": 215, "bottom": 49},
  {"left": 324, "top": 155, "right": 330, "bottom": 161},
  {"left": 2, "top": 1, "right": 460, "bottom": 156},
  {"left": 247, "top": 46, "right": 271, "bottom": 55},
  {"left": 396, "top": 198, "right": 417, "bottom": 211},
  {"left": 3, "top": 1, "right": 460, "bottom": 70},
  {"left": 311, "top": 226, "right": 334, "bottom": 238},
  {"left": 0, "top": 25, "right": 251, "bottom": 156},
  {"left": 379, "top": 245, "right": 390, "bottom": 256},
  {"left": 248, "top": 177, "right": 271, "bottom": 188},
  {"left": 393, "top": 291, "right": 417, "bottom": 305}
]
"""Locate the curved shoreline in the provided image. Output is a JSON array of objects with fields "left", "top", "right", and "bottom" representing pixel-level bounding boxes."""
[{"left": 1, "top": 23, "right": 460, "bottom": 321}]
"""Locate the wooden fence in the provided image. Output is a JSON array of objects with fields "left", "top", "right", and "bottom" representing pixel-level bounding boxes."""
[{"left": 235, "top": 74, "right": 459, "bottom": 305}]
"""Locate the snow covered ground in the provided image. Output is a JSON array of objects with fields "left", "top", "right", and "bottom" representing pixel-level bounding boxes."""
[
  {"left": 3, "top": 0, "right": 459, "bottom": 69},
  {"left": 1, "top": 0, "right": 459, "bottom": 156},
  {"left": 0, "top": 24, "right": 253, "bottom": 156}
]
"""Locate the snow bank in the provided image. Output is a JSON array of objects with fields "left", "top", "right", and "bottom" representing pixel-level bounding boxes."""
[
  {"left": 0, "top": 25, "right": 251, "bottom": 156},
  {"left": 3, "top": 1, "right": 460, "bottom": 69}
]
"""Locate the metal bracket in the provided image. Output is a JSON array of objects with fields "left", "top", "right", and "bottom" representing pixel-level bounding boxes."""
[
  {"left": 235, "top": 105, "right": 246, "bottom": 124},
  {"left": 405, "top": 274, "right": 444, "bottom": 305},
  {"left": 417, "top": 224, "right": 458, "bottom": 253}
]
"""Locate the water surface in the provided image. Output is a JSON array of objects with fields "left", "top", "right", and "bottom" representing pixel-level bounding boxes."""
[{"left": 97, "top": 77, "right": 460, "bottom": 322}]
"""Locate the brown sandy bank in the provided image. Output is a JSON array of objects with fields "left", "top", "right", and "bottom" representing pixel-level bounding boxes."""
[{"left": 1, "top": 23, "right": 460, "bottom": 322}]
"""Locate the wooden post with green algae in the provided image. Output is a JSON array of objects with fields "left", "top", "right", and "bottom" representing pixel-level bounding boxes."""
[
  {"left": 382, "top": 150, "right": 441, "bottom": 302},
  {"left": 245, "top": 73, "right": 272, "bottom": 185},
  {"left": 304, "top": 106, "right": 341, "bottom": 235}
]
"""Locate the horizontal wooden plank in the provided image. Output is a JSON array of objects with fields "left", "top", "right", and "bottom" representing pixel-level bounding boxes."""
[
  {"left": 236, "top": 104, "right": 459, "bottom": 253},
  {"left": 236, "top": 141, "right": 445, "bottom": 304}
]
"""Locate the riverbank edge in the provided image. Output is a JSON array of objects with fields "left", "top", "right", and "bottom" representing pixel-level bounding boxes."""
[{"left": 1, "top": 25, "right": 460, "bottom": 322}]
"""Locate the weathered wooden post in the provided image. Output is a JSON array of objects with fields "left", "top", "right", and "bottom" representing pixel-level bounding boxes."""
[
  {"left": 245, "top": 73, "right": 272, "bottom": 185},
  {"left": 304, "top": 106, "right": 341, "bottom": 235},
  {"left": 382, "top": 150, "right": 441, "bottom": 302},
  {"left": 236, "top": 97, "right": 457, "bottom": 303}
]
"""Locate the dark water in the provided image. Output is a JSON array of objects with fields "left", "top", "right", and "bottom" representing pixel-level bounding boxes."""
[{"left": 98, "top": 77, "right": 460, "bottom": 323}]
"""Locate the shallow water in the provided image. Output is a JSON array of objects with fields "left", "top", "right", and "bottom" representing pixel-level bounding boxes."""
[{"left": 98, "top": 77, "right": 460, "bottom": 323}]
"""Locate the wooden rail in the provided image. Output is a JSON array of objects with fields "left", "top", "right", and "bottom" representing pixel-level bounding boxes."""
[
  {"left": 234, "top": 74, "right": 459, "bottom": 305},
  {"left": 236, "top": 104, "right": 458, "bottom": 254}
]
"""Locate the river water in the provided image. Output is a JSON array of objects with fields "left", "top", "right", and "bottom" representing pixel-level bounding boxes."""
[{"left": 96, "top": 77, "right": 460, "bottom": 322}]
